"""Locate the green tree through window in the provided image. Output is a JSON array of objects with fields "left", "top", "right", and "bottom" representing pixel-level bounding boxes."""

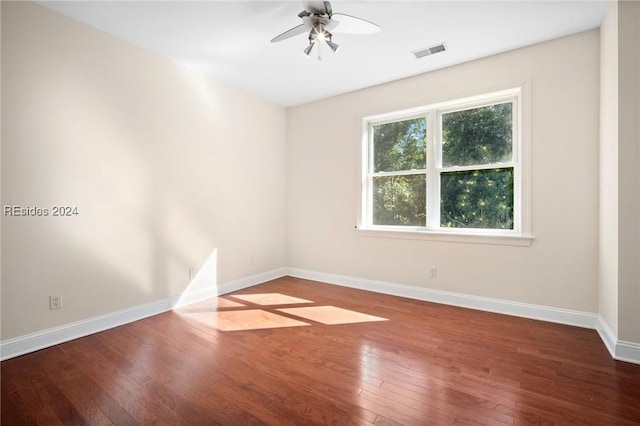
[
  {"left": 372, "top": 118, "right": 426, "bottom": 226},
  {"left": 366, "top": 94, "right": 518, "bottom": 232},
  {"left": 440, "top": 168, "right": 513, "bottom": 229},
  {"left": 440, "top": 103, "right": 514, "bottom": 229}
]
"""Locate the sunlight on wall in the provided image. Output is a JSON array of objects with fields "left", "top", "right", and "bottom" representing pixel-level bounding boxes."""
[
  {"left": 178, "top": 62, "right": 223, "bottom": 113},
  {"left": 174, "top": 248, "right": 219, "bottom": 308}
]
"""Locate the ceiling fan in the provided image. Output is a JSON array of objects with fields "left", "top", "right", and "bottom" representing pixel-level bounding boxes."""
[{"left": 271, "top": 0, "right": 380, "bottom": 60}]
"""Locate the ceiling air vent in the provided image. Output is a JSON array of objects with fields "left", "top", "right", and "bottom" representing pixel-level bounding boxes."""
[{"left": 413, "top": 43, "right": 447, "bottom": 59}]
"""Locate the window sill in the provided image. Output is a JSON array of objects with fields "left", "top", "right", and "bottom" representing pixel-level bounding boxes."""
[{"left": 355, "top": 227, "right": 534, "bottom": 247}]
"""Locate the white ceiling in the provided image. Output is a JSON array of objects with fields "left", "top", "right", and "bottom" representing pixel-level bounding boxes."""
[{"left": 39, "top": 1, "right": 608, "bottom": 107}]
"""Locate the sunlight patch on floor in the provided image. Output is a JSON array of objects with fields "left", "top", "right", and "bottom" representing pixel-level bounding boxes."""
[
  {"left": 211, "top": 297, "right": 245, "bottom": 308},
  {"left": 206, "top": 309, "right": 311, "bottom": 331},
  {"left": 176, "top": 293, "right": 389, "bottom": 331},
  {"left": 230, "top": 293, "right": 313, "bottom": 305},
  {"left": 277, "top": 306, "right": 388, "bottom": 325},
  {"left": 175, "top": 296, "right": 245, "bottom": 313}
]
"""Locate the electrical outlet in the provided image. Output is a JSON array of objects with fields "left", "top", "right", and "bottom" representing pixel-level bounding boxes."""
[
  {"left": 429, "top": 267, "right": 438, "bottom": 279},
  {"left": 50, "top": 294, "right": 62, "bottom": 310}
]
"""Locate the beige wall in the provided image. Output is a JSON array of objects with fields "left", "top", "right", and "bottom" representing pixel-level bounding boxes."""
[
  {"left": 617, "top": 0, "right": 640, "bottom": 343},
  {"left": 599, "top": 1, "right": 619, "bottom": 335},
  {"left": 1, "top": 2, "right": 287, "bottom": 339},
  {"left": 288, "top": 30, "right": 600, "bottom": 312}
]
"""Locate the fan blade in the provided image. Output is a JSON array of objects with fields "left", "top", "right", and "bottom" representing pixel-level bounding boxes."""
[
  {"left": 326, "top": 18, "right": 339, "bottom": 31},
  {"left": 271, "top": 24, "right": 308, "bottom": 43},
  {"left": 331, "top": 13, "right": 380, "bottom": 34}
]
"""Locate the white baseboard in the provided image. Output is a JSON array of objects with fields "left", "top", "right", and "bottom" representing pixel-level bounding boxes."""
[
  {"left": 0, "top": 267, "right": 287, "bottom": 361},
  {"left": 218, "top": 267, "right": 287, "bottom": 295},
  {"left": 287, "top": 267, "right": 598, "bottom": 328},
  {"left": 3, "top": 266, "right": 639, "bottom": 366},
  {"left": 596, "top": 315, "right": 618, "bottom": 358},
  {"left": 616, "top": 340, "right": 640, "bottom": 364},
  {"left": 1, "top": 297, "right": 175, "bottom": 362},
  {"left": 596, "top": 316, "right": 640, "bottom": 364}
]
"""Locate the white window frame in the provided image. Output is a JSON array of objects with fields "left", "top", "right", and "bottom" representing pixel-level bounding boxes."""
[{"left": 358, "top": 86, "right": 533, "bottom": 246}]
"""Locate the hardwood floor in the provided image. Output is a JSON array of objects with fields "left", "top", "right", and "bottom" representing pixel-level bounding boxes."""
[{"left": 2, "top": 276, "right": 640, "bottom": 425}]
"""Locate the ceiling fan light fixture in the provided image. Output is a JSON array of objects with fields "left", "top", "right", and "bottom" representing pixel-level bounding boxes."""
[
  {"left": 311, "top": 23, "right": 329, "bottom": 42},
  {"left": 326, "top": 39, "right": 339, "bottom": 53},
  {"left": 304, "top": 42, "right": 315, "bottom": 56},
  {"left": 272, "top": 0, "right": 380, "bottom": 60}
]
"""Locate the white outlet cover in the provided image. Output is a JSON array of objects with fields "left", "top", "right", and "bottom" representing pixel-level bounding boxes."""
[{"left": 50, "top": 294, "right": 62, "bottom": 310}]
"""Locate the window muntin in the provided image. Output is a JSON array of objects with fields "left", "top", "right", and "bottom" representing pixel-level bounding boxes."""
[{"left": 363, "top": 89, "right": 523, "bottom": 236}]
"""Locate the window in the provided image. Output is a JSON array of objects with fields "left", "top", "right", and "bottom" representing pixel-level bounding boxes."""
[{"left": 360, "top": 87, "right": 531, "bottom": 245}]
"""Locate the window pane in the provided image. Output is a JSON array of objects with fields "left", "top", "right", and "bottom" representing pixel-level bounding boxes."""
[
  {"left": 373, "top": 174, "right": 426, "bottom": 226},
  {"left": 442, "top": 103, "right": 512, "bottom": 167},
  {"left": 440, "top": 168, "right": 513, "bottom": 229},
  {"left": 373, "top": 118, "right": 426, "bottom": 172}
]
